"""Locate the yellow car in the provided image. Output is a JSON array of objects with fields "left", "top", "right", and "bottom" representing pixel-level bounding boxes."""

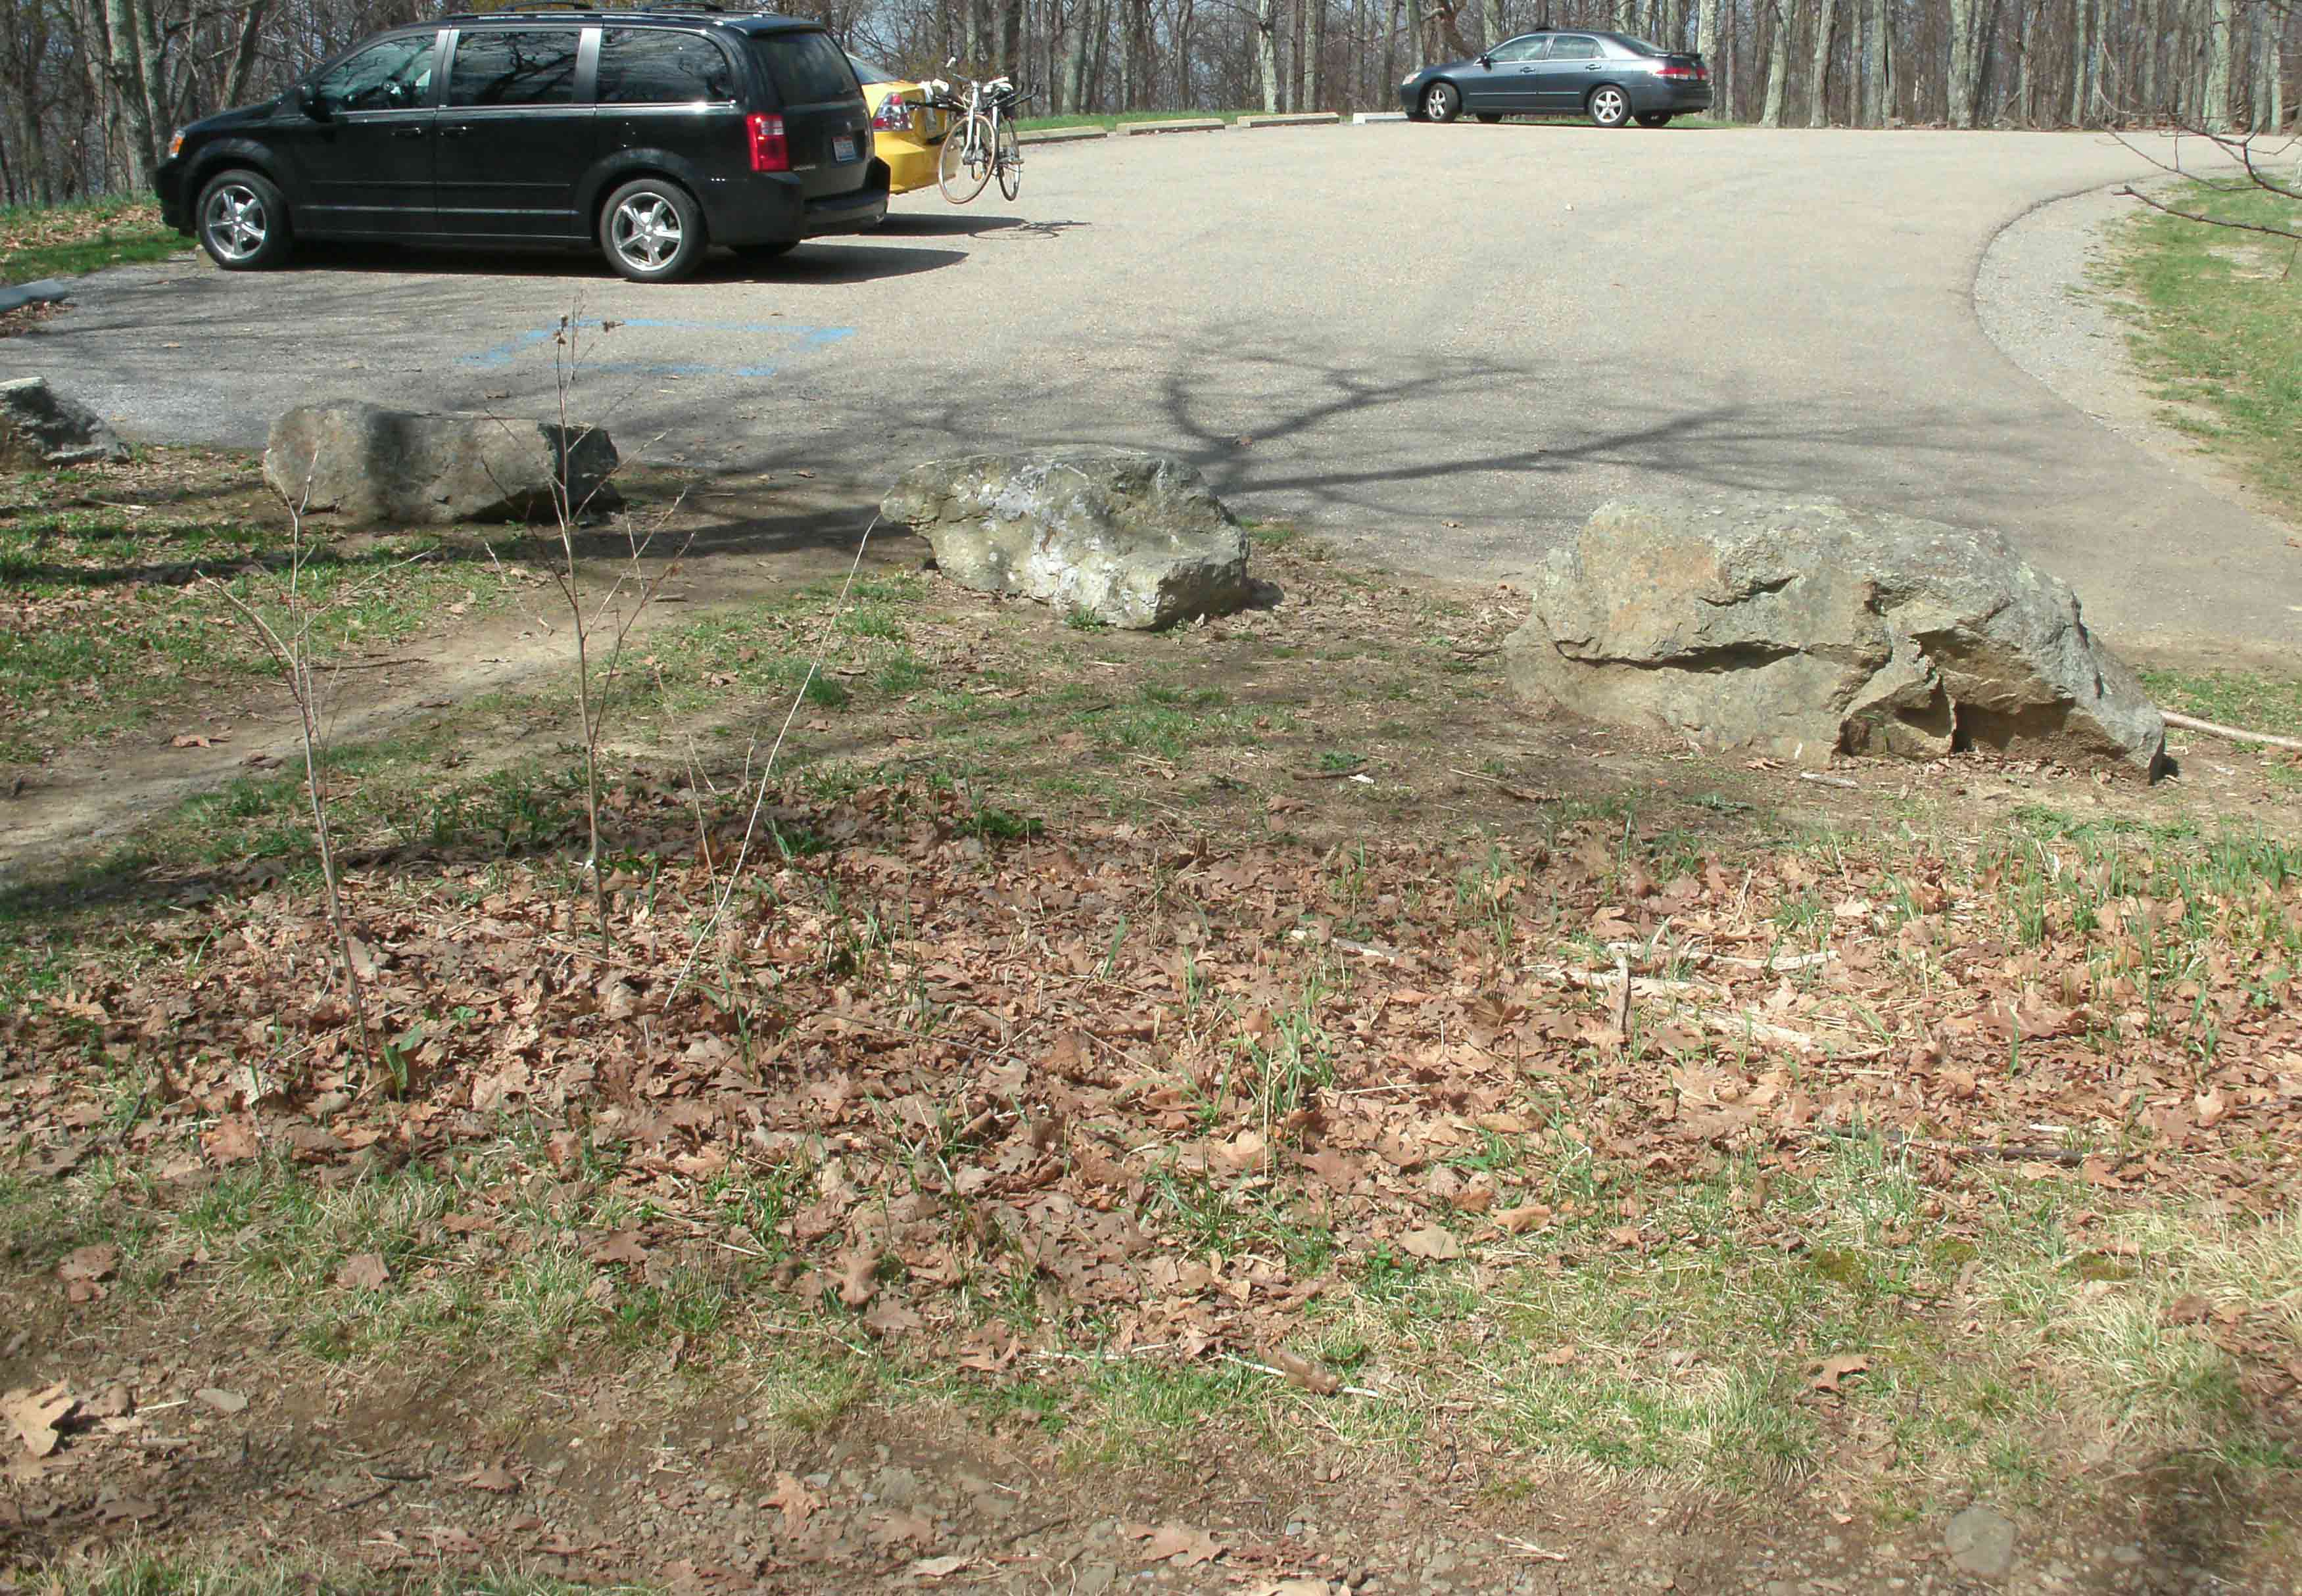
[{"left": 848, "top": 57, "right": 949, "bottom": 197}]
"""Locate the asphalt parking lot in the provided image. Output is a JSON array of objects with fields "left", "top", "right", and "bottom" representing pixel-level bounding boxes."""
[{"left": 7, "top": 124, "right": 2295, "bottom": 659}]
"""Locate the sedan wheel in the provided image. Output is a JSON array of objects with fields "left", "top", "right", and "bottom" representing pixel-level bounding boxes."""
[
  {"left": 1423, "top": 82, "right": 1461, "bottom": 124},
  {"left": 1589, "top": 85, "right": 1632, "bottom": 127}
]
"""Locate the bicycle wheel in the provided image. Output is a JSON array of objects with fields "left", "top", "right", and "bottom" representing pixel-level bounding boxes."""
[
  {"left": 994, "top": 115, "right": 1021, "bottom": 200},
  {"left": 938, "top": 114, "right": 991, "bottom": 204}
]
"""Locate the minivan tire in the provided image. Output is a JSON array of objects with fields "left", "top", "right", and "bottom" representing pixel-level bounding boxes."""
[
  {"left": 196, "top": 169, "right": 293, "bottom": 271},
  {"left": 600, "top": 177, "right": 706, "bottom": 283}
]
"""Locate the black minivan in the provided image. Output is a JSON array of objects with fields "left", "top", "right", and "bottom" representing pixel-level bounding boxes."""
[{"left": 156, "top": 7, "right": 888, "bottom": 283}]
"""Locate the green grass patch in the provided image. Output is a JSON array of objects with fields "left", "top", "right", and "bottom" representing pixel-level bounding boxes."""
[
  {"left": 2111, "top": 178, "right": 2302, "bottom": 517},
  {"left": 0, "top": 488, "right": 513, "bottom": 763},
  {"left": 2143, "top": 667, "right": 2302, "bottom": 741},
  {"left": 1017, "top": 107, "right": 1259, "bottom": 132},
  {"left": 1, "top": 195, "right": 183, "bottom": 285}
]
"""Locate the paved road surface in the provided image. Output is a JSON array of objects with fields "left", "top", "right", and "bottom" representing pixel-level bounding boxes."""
[{"left": 8, "top": 126, "right": 2295, "bottom": 659}]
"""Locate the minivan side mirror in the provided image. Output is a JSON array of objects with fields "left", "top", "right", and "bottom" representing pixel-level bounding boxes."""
[{"left": 296, "top": 83, "right": 327, "bottom": 120}]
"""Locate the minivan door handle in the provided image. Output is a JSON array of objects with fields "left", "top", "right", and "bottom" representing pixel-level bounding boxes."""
[{"left": 391, "top": 126, "right": 427, "bottom": 139}]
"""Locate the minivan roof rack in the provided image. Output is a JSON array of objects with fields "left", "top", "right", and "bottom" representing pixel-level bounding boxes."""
[{"left": 439, "top": 2, "right": 801, "bottom": 16}]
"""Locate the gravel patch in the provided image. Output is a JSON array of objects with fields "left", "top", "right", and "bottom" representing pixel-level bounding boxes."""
[{"left": 1975, "top": 182, "right": 2249, "bottom": 501}]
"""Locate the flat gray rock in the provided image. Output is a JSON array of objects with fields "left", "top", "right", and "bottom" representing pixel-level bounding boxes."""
[
  {"left": 0, "top": 375, "right": 128, "bottom": 467},
  {"left": 882, "top": 447, "right": 1250, "bottom": 630},
  {"left": 1503, "top": 496, "right": 2167, "bottom": 780},
  {"left": 264, "top": 401, "right": 618, "bottom": 526},
  {"left": 1944, "top": 1505, "right": 2018, "bottom": 1578}
]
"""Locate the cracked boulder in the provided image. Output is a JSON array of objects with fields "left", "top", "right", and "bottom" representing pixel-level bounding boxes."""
[
  {"left": 1503, "top": 496, "right": 2166, "bottom": 779},
  {"left": 882, "top": 447, "right": 1251, "bottom": 630},
  {"left": 264, "top": 401, "right": 619, "bottom": 527},
  {"left": 0, "top": 377, "right": 129, "bottom": 468}
]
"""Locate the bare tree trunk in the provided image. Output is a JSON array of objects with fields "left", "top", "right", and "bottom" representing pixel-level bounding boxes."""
[
  {"left": 1256, "top": 0, "right": 1280, "bottom": 110},
  {"left": 1760, "top": 0, "right": 1788, "bottom": 124},
  {"left": 1305, "top": 0, "right": 1324, "bottom": 106},
  {"left": 2203, "top": 0, "right": 2233, "bottom": 129},
  {"left": 2067, "top": 0, "right": 2088, "bottom": 122},
  {"left": 1381, "top": 0, "right": 1404, "bottom": 99},
  {"left": 1948, "top": 0, "right": 1978, "bottom": 124},
  {"left": 1698, "top": 0, "right": 1725, "bottom": 115},
  {"left": 2270, "top": 11, "right": 2286, "bottom": 131},
  {"left": 1863, "top": 0, "right": 1888, "bottom": 122},
  {"left": 1809, "top": 0, "right": 1838, "bottom": 123},
  {"left": 1066, "top": 0, "right": 1091, "bottom": 111},
  {"left": 1481, "top": 0, "right": 1504, "bottom": 49}
]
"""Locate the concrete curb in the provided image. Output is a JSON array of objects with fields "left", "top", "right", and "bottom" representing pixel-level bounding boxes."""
[
  {"left": 1121, "top": 118, "right": 1226, "bottom": 135},
  {"left": 0, "top": 277, "right": 73, "bottom": 316},
  {"left": 1352, "top": 111, "right": 1409, "bottom": 124},
  {"left": 1237, "top": 112, "right": 1341, "bottom": 129},
  {"left": 1019, "top": 126, "right": 1110, "bottom": 144}
]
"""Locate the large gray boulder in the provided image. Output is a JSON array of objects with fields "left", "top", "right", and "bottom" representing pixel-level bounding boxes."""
[
  {"left": 0, "top": 377, "right": 128, "bottom": 468},
  {"left": 1504, "top": 498, "right": 2167, "bottom": 779},
  {"left": 263, "top": 402, "right": 619, "bottom": 526},
  {"left": 881, "top": 447, "right": 1250, "bottom": 630}
]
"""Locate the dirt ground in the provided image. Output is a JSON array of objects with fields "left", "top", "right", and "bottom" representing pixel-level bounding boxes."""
[{"left": 7, "top": 454, "right": 2302, "bottom": 1595}]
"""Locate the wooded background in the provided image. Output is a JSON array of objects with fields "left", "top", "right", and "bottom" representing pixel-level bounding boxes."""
[{"left": 3, "top": 0, "right": 2293, "bottom": 205}]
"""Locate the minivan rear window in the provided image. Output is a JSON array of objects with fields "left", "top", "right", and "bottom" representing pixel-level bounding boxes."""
[
  {"left": 755, "top": 30, "right": 859, "bottom": 106},
  {"left": 598, "top": 29, "right": 735, "bottom": 103}
]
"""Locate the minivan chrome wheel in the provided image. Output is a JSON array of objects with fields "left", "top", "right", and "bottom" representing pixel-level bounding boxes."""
[
  {"left": 203, "top": 183, "right": 268, "bottom": 262},
  {"left": 195, "top": 168, "right": 293, "bottom": 271},
  {"left": 1590, "top": 86, "right": 1631, "bottom": 127},
  {"left": 599, "top": 178, "right": 706, "bottom": 283},
  {"left": 611, "top": 193, "right": 683, "bottom": 271}
]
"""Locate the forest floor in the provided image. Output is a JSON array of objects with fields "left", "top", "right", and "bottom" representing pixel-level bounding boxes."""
[{"left": 5, "top": 441, "right": 2302, "bottom": 1593}]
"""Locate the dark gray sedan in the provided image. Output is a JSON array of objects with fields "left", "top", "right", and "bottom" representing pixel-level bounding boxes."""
[{"left": 1399, "top": 30, "right": 1714, "bottom": 128}]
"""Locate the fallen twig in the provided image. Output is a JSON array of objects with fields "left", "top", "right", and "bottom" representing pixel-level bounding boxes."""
[
  {"left": 1220, "top": 1351, "right": 1381, "bottom": 1399},
  {"left": 1809, "top": 1125, "right": 2104, "bottom": 1168},
  {"left": 2162, "top": 710, "right": 2302, "bottom": 755},
  {"left": 1798, "top": 771, "right": 1860, "bottom": 790},
  {"left": 1499, "top": 1536, "right": 1570, "bottom": 1562}
]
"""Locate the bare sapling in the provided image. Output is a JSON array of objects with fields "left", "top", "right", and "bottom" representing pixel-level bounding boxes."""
[
  {"left": 498, "top": 311, "right": 692, "bottom": 952},
  {"left": 206, "top": 457, "right": 377, "bottom": 1075},
  {"left": 665, "top": 511, "right": 880, "bottom": 1009}
]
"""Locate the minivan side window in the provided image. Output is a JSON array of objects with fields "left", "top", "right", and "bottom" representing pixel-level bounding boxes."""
[
  {"left": 598, "top": 30, "right": 735, "bottom": 104},
  {"left": 314, "top": 36, "right": 435, "bottom": 114},
  {"left": 446, "top": 28, "right": 582, "bottom": 106},
  {"left": 757, "top": 30, "right": 857, "bottom": 105}
]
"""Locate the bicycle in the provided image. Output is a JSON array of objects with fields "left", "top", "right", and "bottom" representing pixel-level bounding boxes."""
[{"left": 921, "top": 72, "right": 1031, "bottom": 204}]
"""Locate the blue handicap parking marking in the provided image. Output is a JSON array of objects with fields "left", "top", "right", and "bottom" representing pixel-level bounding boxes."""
[{"left": 458, "top": 317, "right": 852, "bottom": 379}]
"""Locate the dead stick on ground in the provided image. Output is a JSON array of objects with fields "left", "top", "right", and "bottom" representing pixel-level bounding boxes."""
[
  {"left": 1220, "top": 1353, "right": 1382, "bottom": 1400},
  {"left": 2162, "top": 710, "right": 2302, "bottom": 754}
]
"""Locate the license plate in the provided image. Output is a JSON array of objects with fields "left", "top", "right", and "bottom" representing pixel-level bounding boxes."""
[{"left": 832, "top": 134, "right": 857, "bottom": 162}]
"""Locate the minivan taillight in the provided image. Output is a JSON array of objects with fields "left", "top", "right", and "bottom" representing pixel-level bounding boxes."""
[{"left": 747, "top": 112, "right": 789, "bottom": 172}]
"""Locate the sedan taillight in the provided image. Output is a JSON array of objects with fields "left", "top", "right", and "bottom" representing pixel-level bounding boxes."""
[
  {"left": 1658, "top": 63, "right": 1707, "bottom": 81},
  {"left": 747, "top": 112, "right": 789, "bottom": 172},
  {"left": 871, "top": 97, "right": 915, "bottom": 133}
]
